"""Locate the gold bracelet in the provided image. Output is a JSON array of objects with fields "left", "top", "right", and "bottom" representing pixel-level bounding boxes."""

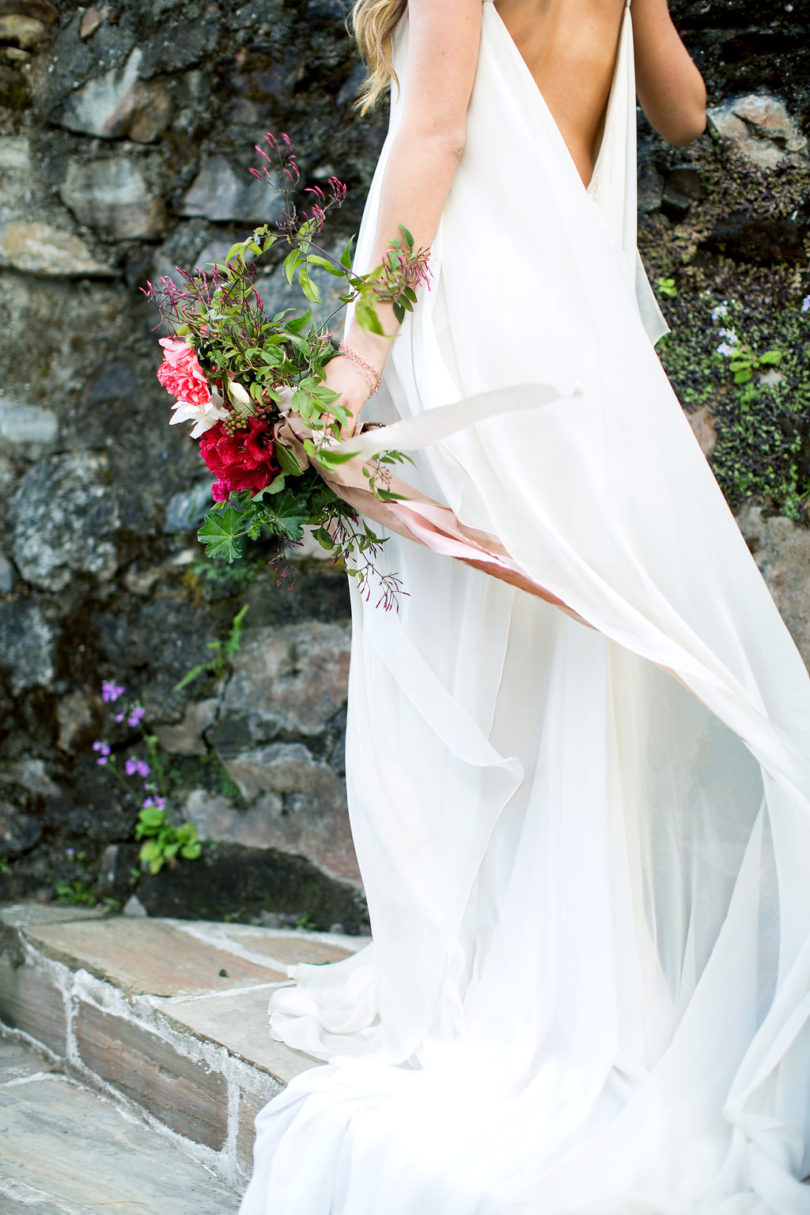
[{"left": 338, "top": 341, "right": 382, "bottom": 397}]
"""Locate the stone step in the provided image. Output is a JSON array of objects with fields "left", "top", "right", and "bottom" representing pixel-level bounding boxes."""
[
  {"left": 0, "top": 902, "right": 366, "bottom": 1192},
  {"left": 0, "top": 1035, "right": 239, "bottom": 1215}
]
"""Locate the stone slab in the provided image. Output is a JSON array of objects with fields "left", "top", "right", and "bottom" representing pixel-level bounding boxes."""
[
  {"left": 164, "top": 984, "right": 316, "bottom": 1084},
  {"left": 0, "top": 902, "right": 104, "bottom": 930},
  {"left": 73, "top": 1000, "right": 228, "bottom": 1150},
  {"left": 185, "top": 920, "right": 358, "bottom": 968},
  {"left": 23, "top": 917, "right": 284, "bottom": 997},
  {"left": 0, "top": 1037, "right": 55, "bottom": 1083},
  {"left": 0, "top": 1066, "right": 237, "bottom": 1214},
  {"left": 237, "top": 1086, "right": 274, "bottom": 1174},
  {"left": 0, "top": 954, "right": 67, "bottom": 1055}
]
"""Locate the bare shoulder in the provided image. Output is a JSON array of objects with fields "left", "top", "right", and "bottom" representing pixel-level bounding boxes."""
[{"left": 630, "top": 0, "right": 707, "bottom": 145}]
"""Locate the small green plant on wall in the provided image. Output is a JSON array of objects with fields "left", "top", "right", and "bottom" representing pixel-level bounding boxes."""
[{"left": 658, "top": 291, "right": 810, "bottom": 521}]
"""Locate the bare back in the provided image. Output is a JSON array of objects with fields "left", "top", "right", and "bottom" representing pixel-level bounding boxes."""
[{"left": 494, "top": 0, "right": 628, "bottom": 186}]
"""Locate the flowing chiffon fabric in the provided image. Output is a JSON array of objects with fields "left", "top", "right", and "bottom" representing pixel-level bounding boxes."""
[{"left": 239, "top": 4, "right": 810, "bottom": 1212}]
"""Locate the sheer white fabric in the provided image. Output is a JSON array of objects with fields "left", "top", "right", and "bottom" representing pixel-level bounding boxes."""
[{"left": 239, "top": 5, "right": 810, "bottom": 1212}]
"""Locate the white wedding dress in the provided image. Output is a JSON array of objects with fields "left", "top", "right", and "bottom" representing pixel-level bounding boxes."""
[{"left": 239, "top": 3, "right": 810, "bottom": 1212}]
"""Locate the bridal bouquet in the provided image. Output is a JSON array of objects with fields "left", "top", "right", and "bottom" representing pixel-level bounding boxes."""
[{"left": 145, "top": 133, "right": 430, "bottom": 608}]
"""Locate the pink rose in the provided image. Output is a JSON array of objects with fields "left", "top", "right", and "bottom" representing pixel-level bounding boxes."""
[{"left": 157, "top": 339, "right": 211, "bottom": 407}]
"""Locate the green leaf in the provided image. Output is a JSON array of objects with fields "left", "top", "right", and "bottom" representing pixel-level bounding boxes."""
[
  {"left": 307, "top": 254, "right": 339, "bottom": 273},
  {"left": 355, "top": 300, "right": 385, "bottom": 336},
  {"left": 285, "top": 309, "right": 313, "bottom": 334},
  {"left": 373, "top": 486, "right": 408, "bottom": 501},
  {"left": 276, "top": 444, "right": 303, "bottom": 476},
  {"left": 180, "top": 842, "right": 202, "bottom": 860},
  {"left": 314, "top": 446, "right": 359, "bottom": 468},
  {"left": 298, "top": 267, "right": 322, "bottom": 304},
  {"left": 261, "top": 490, "right": 310, "bottom": 542},
  {"left": 398, "top": 224, "right": 414, "bottom": 249},
  {"left": 173, "top": 662, "right": 211, "bottom": 693},
  {"left": 284, "top": 250, "right": 304, "bottom": 285},
  {"left": 759, "top": 350, "right": 783, "bottom": 365},
  {"left": 225, "top": 241, "right": 247, "bottom": 264},
  {"left": 340, "top": 238, "right": 355, "bottom": 269},
  {"left": 197, "top": 506, "right": 247, "bottom": 563},
  {"left": 313, "top": 526, "right": 335, "bottom": 550},
  {"left": 733, "top": 368, "right": 753, "bottom": 384}
]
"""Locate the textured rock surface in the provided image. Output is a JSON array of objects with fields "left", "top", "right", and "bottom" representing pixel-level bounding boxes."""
[{"left": 12, "top": 452, "right": 120, "bottom": 591}]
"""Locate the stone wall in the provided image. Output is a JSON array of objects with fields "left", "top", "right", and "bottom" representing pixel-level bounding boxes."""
[{"left": 0, "top": 0, "right": 809, "bottom": 922}]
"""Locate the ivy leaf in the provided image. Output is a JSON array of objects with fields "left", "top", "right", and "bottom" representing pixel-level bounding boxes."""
[
  {"left": 197, "top": 506, "right": 247, "bottom": 562},
  {"left": 261, "top": 491, "right": 310, "bottom": 542}
]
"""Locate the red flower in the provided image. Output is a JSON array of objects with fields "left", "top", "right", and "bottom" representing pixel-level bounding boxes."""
[{"left": 199, "top": 417, "right": 279, "bottom": 499}]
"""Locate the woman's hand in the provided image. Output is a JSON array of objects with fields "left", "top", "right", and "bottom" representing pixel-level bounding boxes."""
[{"left": 320, "top": 350, "right": 375, "bottom": 440}]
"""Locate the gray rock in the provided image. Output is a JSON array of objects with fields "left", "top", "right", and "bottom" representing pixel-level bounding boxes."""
[
  {"left": 0, "top": 801, "right": 40, "bottom": 858},
  {"left": 686, "top": 405, "right": 717, "bottom": 459},
  {"left": 0, "top": 553, "right": 13, "bottom": 594},
  {"left": 97, "top": 843, "right": 119, "bottom": 894},
  {"left": 154, "top": 699, "right": 219, "bottom": 757},
  {"left": 122, "top": 894, "right": 148, "bottom": 917},
  {"left": 0, "top": 136, "right": 33, "bottom": 219},
  {"left": 0, "top": 600, "right": 54, "bottom": 694},
  {"left": 736, "top": 505, "right": 810, "bottom": 670},
  {"left": 56, "top": 690, "right": 94, "bottom": 752},
  {"left": 59, "top": 42, "right": 172, "bottom": 142},
  {"left": 708, "top": 94, "right": 808, "bottom": 170},
  {"left": 0, "top": 399, "right": 59, "bottom": 445},
  {"left": 0, "top": 14, "right": 49, "bottom": 49},
  {"left": 12, "top": 452, "right": 120, "bottom": 592},
  {"left": 0, "top": 221, "right": 115, "bottom": 277},
  {"left": 164, "top": 482, "right": 214, "bottom": 533},
  {"left": 215, "top": 620, "right": 351, "bottom": 747},
  {"left": 637, "top": 163, "right": 664, "bottom": 214},
  {"left": 59, "top": 46, "right": 141, "bottom": 139},
  {"left": 194, "top": 740, "right": 359, "bottom": 882},
  {"left": 60, "top": 156, "right": 166, "bottom": 241},
  {"left": 179, "top": 155, "right": 283, "bottom": 224},
  {"left": 0, "top": 758, "right": 59, "bottom": 798}
]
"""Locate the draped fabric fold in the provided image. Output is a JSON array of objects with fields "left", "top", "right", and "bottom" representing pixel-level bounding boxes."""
[{"left": 240, "top": 5, "right": 810, "bottom": 1212}]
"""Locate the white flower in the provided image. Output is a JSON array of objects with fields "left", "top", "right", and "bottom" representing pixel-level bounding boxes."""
[
  {"left": 169, "top": 388, "right": 230, "bottom": 439},
  {"left": 717, "top": 341, "right": 737, "bottom": 358},
  {"left": 802, "top": 295, "right": 810, "bottom": 313},
  {"left": 711, "top": 302, "right": 729, "bottom": 322},
  {"left": 718, "top": 326, "right": 738, "bottom": 345}
]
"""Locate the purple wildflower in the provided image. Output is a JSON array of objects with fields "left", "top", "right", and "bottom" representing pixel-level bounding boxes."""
[
  {"left": 127, "top": 706, "right": 145, "bottom": 728},
  {"left": 101, "top": 681, "right": 125, "bottom": 703},
  {"left": 143, "top": 795, "right": 167, "bottom": 811},
  {"left": 92, "top": 740, "right": 111, "bottom": 766},
  {"left": 125, "top": 758, "right": 151, "bottom": 779}
]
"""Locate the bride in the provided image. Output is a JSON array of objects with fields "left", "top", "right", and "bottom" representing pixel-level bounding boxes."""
[{"left": 239, "top": 0, "right": 810, "bottom": 1211}]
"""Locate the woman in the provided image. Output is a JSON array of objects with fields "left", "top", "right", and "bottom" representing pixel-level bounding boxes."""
[{"left": 240, "top": 1, "right": 810, "bottom": 1211}]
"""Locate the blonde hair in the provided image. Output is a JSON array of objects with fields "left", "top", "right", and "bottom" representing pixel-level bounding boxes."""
[{"left": 350, "top": 0, "right": 407, "bottom": 113}]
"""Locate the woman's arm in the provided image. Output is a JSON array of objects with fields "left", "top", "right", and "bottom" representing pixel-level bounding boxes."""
[
  {"left": 325, "top": 0, "right": 482, "bottom": 432},
  {"left": 631, "top": 0, "right": 706, "bottom": 147}
]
